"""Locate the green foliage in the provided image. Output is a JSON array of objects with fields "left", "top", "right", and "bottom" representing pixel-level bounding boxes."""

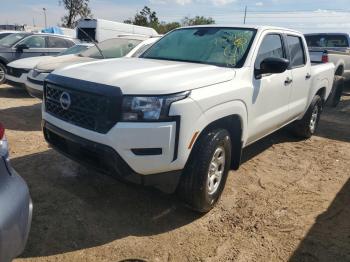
[
  {"left": 182, "top": 16, "right": 215, "bottom": 26},
  {"left": 59, "top": 0, "right": 92, "bottom": 28},
  {"left": 124, "top": 6, "right": 215, "bottom": 34}
]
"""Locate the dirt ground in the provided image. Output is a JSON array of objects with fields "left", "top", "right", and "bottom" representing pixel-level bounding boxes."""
[{"left": 0, "top": 83, "right": 349, "bottom": 262}]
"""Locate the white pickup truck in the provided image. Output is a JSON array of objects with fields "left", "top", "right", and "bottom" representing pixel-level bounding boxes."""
[
  {"left": 42, "top": 25, "right": 334, "bottom": 212},
  {"left": 305, "top": 33, "right": 350, "bottom": 79}
]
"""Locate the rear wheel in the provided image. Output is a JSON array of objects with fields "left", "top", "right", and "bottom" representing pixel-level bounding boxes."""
[
  {"left": 0, "top": 63, "right": 6, "bottom": 84},
  {"left": 178, "top": 129, "right": 232, "bottom": 213},
  {"left": 325, "top": 75, "right": 344, "bottom": 107},
  {"left": 293, "top": 95, "right": 322, "bottom": 138}
]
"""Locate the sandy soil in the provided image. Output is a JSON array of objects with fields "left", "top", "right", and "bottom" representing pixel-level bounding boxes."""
[{"left": 0, "top": 83, "right": 349, "bottom": 262}]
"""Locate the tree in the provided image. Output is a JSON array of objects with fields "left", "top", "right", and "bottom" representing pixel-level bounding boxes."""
[
  {"left": 157, "top": 21, "right": 181, "bottom": 34},
  {"left": 60, "top": 0, "right": 92, "bottom": 28},
  {"left": 182, "top": 16, "right": 215, "bottom": 26},
  {"left": 124, "top": 6, "right": 215, "bottom": 34},
  {"left": 124, "top": 6, "right": 158, "bottom": 28},
  {"left": 125, "top": 6, "right": 181, "bottom": 34}
]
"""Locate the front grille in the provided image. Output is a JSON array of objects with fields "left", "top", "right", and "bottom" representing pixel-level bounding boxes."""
[
  {"left": 44, "top": 82, "right": 121, "bottom": 133},
  {"left": 7, "top": 67, "right": 29, "bottom": 77}
]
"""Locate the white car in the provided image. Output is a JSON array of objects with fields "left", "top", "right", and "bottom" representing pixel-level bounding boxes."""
[
  {"left": 26, "top": 36, "right": 159, "bottom": 98},
  {"left": 42, "top": 25, "right": 334, "bottom": 212},
  {"left": 5, "top": 43, "right": 93, "bottom": 88},
  {"left": 0, "top": 31, "right": 17, "bottom": 40}
]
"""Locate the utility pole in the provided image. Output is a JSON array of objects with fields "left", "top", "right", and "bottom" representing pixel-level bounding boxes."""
[
  {"left": 43, "top": 8, "right": 47, "bottom": 28},
  {"left": 243, "top": 5, "right": 247, "bottom": 24}
]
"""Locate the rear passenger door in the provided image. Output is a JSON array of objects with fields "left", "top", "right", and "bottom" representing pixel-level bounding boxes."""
[
  {"left": 248, "top": 33, "right": 293, "bottom": 144},
  {"left": 285, "top": 34, "right": 311, "bottom": 118},
  {"left": 47, "top": 36, "right": 74, "bottom": 55}
]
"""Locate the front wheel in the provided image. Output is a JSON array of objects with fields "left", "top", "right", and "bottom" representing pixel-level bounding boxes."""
[
  {"left": 293, "top": 95, "right": 322, "bottom": 138},
  {"left": 178, "top": 129, "right": 232, "bottom": 213}
]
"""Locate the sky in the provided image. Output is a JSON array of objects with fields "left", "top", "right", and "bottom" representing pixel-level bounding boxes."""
[{"left": 2, "top": 0, "right": 350, "bottom": 33}]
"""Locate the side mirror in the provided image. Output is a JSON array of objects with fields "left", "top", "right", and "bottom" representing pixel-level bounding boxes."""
[
  {"left": 255, "top": 57, "right": 290, "bottom": 79},
  {"left": 16, "top": 44, "right": 29, "bottom": 52}
]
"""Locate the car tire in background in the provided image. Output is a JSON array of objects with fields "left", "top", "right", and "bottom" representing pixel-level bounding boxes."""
[
  {"left": 178, "top": 129, "right": 232, "bottom": 213},
  {"left": 0, "top": 63, "right": 6, "bottom": 84},
  {"left": 325, "top": 75, "right": 344, "bottom": 107},
  {"left": 292, "top": 95, "right": 322, "bottom": 139}
]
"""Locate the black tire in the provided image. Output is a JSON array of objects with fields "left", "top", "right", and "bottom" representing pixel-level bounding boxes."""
[
  {"left": 325, "top": 75, "right": 344, "bottom": 107},
  {"left": 293, "top": 95, "right": 322, "bottom": 139},
  {"left": 0, "top": 63, "right": 6, "bottom": 84},
  {"left": 178, "top": 129, "right": 232, "bottom": 213}
]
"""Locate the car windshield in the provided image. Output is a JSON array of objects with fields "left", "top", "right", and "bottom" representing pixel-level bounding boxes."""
[
  {"left": 58, "top": 44, "right": 91, "bottom": 56},
  {"left": 305, "top": 34, "right": 349, "bottom": 48},
  {"left": 142, "top": 27, "right": 257, "bottom": 68},
  {"left": 0, "top": 33, "right": 29, "bottom": 47},
  {"left": 79, "top": 38, "right": 142, "bottom": 59}
]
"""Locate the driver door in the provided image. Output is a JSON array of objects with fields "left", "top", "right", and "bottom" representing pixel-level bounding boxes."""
[
  {"left": 13, "top": 35, "right": 47, "bottom": 60},
  {"left": 247, "top": 33, "right": 293, "bottom": 144}
]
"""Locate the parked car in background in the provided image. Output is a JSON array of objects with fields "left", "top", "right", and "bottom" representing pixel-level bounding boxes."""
[
  {"left": 305, "top": 33, "right": 350, "bottom": 106},
  {"left": 26, "top": 36, "right": 159, "bottom": 98},
  {"left": 0, "top": 31, "right": 17, "bottom": 40},
  {"left": 42, "top": 25, "right": 334, "bottom": 212},
  {"left": 0, "top": 123, "right": 32, "bottom": 262},
  {"left": 5, "top": 43, "right": 93, "bottom": 88},
  {"left": 0, "top": 32, "right": 77, "bottom": 84}
]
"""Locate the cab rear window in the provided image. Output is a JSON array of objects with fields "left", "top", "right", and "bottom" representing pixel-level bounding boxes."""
[{"left": 305, "top": 34, "right": 349, "bottom": 48}]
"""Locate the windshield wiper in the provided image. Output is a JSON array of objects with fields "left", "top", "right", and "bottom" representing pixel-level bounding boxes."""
[{"left": 77, "top": 28, "right": 105, "bottom": 59}]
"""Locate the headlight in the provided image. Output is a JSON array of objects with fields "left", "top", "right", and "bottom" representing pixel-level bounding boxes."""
[
  {"left": 32, "top": 68, "right": 53, "bottom": 78},
  {"left": 121, "top": 92, "right": 189, "bottom": 121}
]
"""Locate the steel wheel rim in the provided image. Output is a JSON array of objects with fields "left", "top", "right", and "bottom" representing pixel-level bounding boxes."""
[
  {"left": 0, "top": 67, "right": 4, "bottom": 82},
  {"left": 310, "top": 105, "right": 319, "bottom": 133},
  {"left": 207, "top": 146, "right": 225, "bottom": 195}
]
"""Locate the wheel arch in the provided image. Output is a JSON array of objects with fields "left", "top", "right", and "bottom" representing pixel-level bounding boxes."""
[
  {"left": 198, "top": 114, "right": 244, "bottom": 170},
  {"left": 0, "top": 56, "right": 8, "bottom": 66}
]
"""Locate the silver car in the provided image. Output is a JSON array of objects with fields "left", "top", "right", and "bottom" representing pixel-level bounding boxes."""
[{"left": 0, "top": 123, "right": 32, "bottom": 262}]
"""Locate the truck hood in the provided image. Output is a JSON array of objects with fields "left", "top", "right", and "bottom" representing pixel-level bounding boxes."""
[
  {"left": 8, "top": 56, "right": 54, "bottom": 70},
  {"left": 36, "top": 54, "right": 96, "bottom": 72},
  {"left": 51, "top": 57, "right": 235, "bottom": 95}
]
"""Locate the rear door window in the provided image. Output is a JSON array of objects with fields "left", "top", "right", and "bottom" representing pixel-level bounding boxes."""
[
  {"left": 47, "top": 36, "right": 70, "bottom": 48},
  {"left": 286, "top": 35, "right": 306, "bottom": 68}
]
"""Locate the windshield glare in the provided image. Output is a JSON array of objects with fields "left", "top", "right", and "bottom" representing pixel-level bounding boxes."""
[
  {"left": 142, "top": 27, "right": 256, "bottom": 67},
  {"left": 80, "top": 38, "right": 142, "bottom": 59},
  {"left": 0, "top": 33, "right": 29, "bottom": 47}
]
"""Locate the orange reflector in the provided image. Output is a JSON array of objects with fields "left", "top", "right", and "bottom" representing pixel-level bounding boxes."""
[{"left": 188, "top": 131, "right": 199, "bottom": 149}]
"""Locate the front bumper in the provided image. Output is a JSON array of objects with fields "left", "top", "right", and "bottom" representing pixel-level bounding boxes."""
[
  {"left": 43, "top": 121, "right": 181, "bottom": 193},
  {"left": 25, "top": 77, "right": 43, "bottom": 99},
  {"left": 5, "top": 73, "right": 28, "bottom": 88},
  {"left": 0, "top": 159, "right": 32, "bottom": 262}
]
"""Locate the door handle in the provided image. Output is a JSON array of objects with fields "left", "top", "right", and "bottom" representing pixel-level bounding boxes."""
[
  {"left": 306, "top": 73, "right": 311, "bottom": 79},
  {"left": 285, "top": 77, "right": 293, "bottom": 85}
]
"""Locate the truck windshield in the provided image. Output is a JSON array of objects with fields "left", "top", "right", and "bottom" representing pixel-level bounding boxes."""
[
  {"left": 142, "top": 27, "right": 257, "bottom": 68},
  {"left": 305, "top": 34, "right": 349, "bottom": 48},
  {"left": 0, "top": 33, "right": 29, "bottom": 47},
  {"left": 79, "top": 38, "right": 142, "bottom": 59}
]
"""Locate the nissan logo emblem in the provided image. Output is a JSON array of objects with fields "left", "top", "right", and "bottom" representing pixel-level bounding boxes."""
[{"left": 60, "top": 92, "right": 71, "bottom": 110}]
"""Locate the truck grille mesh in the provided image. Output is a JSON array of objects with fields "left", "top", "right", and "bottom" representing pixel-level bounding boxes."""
[{"left": 44, "top": 83, "right": 118, "bottom": 133}]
